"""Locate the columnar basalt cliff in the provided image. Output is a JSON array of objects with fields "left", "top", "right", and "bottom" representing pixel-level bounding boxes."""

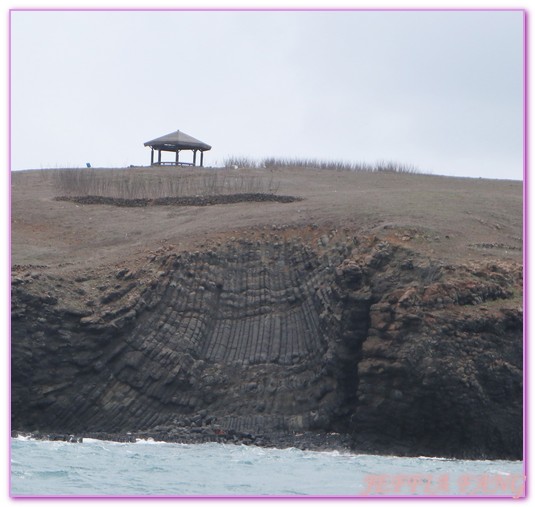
[{"left": 11, "top": 231, "right": 522, "bottom": 459}]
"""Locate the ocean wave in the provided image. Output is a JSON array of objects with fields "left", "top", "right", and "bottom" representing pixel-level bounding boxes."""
[
  {"left": 36, "top": 470, "right": 70, "bottom": 478},
  {"left": 14, "top": 435, "right": 32, "bottom": 441},
  {"left": 82, "top": 438, "right": 107, "bottom": 444},
  {"left": 416, "top": 456, "right": 456, "bottom": 461},
  {"left": 135, "top": 437, "right": 175, "bottom": 445},
  {"left": 11, "top": 439, "right": 525, "bottom": 497}
]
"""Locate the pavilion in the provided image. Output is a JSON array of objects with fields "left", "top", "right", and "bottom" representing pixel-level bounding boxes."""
[{"left": 144, "top": 130, "right": 212, "bottom": 167}]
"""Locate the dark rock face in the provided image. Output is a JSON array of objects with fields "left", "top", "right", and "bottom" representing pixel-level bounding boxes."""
[{"left": 11, "top": 234, "right": 523, "bottom": 459}]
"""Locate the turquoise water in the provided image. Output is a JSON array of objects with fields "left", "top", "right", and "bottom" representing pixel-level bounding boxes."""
[{"left": 10, "top": 437, "right": 525, "bottom": 497}]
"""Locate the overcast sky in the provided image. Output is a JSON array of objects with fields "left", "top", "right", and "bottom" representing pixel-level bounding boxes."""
[{"left": 10, "top": 9, "right": 524, "bottom": 179}]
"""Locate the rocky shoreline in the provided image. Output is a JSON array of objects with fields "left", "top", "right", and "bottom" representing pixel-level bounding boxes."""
[
  {"left": 12, "top": 231, "right": 523, "bottom": 461},
  {"left": 12, "top": 428, "right": 355, "bottom": 453},
  {"left": 11, "top": 427, "right": 520, "bottom": 460}
]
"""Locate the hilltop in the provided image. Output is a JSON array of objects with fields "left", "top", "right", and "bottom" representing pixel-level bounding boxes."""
[{"left": 12, "top": 166, "right": 522, "bottom": 271}]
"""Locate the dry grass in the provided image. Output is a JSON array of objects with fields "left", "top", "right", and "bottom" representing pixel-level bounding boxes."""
[
  {"left": 223, "top": 156, "right": 421, "bottom": 174},
  {"left": 44, "top": 167, "right": 280, "bottom": 199}
]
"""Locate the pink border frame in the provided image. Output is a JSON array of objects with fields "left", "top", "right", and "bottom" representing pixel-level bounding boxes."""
[
  {"left": 7, "top": 7, "right": 528, "bottom": 500},
  {"left": 523, "top": 8, "right": 529, "bottom": 501}
]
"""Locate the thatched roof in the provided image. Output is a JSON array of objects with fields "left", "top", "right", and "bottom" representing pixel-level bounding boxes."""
[{"left": 144, "top": 130, "right": 212, "bottom": 151}]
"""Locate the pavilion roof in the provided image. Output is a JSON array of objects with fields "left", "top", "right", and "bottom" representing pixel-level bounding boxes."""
[{"left": 144, "top": 130, "right": 211, "bottom": 151}]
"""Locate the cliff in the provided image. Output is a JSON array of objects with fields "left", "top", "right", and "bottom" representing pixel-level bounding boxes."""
[{"left": 11, "top": 168, "right": 523, "bottom": 458}]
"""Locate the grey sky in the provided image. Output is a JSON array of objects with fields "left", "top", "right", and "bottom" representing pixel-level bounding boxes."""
[{"left": 10, "top": 9, "right": 524, "bottom": 179}]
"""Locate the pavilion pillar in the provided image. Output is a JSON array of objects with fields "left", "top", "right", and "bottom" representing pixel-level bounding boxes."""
[
  {"left": 193, "top": 150, "right": 197, "bottom": 167},
  {"left": 200, "top": 151, "right": 204, "bottom": 167},
  {"left": 158, "top": 149, "right": 162, "bottom": 165},
  {"left": 176, "top": 150, "right": 179, "bottom": 165},
  {"left": 150, "top": 148, "right": 154, "bottom": 166}
]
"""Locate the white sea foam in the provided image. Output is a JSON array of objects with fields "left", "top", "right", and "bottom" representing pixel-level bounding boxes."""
[
  {"left": 416, "top": 455, "right": 455, "bottom": 461},
  {"left": 135, "top": 437, "right": 171, "bottom": 445},
  {"left": 82, "top": 438, "right": 106, "bottom": 444},
  {"left": 14, "top": 434, "right": 32, "bottom": 441}
]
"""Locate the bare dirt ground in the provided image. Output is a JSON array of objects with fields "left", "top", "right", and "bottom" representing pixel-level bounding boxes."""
[{"left": 11, "top": 166, "right": 523, "bottom": 276}]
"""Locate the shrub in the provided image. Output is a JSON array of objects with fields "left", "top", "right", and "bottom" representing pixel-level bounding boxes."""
[
  {"left": 47, "top": 167, "right": 280, "bottom": 199},
  {"left": 225, "top": 156, "right": 421, "bottom": 174}
]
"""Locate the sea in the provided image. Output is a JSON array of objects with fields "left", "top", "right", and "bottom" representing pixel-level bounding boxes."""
[{"left": 10, "top": 436, "right": 525, "bottom": 498}]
